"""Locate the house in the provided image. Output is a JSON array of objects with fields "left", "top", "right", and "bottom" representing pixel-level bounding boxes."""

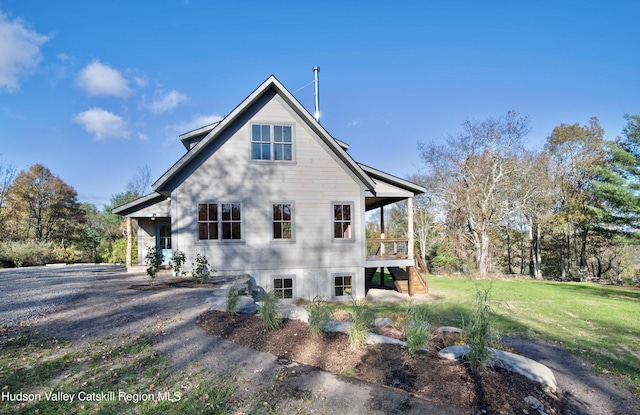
[{"left": 113, "top": 75, "right": 427, "bottom": 300}]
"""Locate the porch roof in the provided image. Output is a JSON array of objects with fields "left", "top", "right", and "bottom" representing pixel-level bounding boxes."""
[
  {"left": 112, "top": 192, "right": 170, "bottom": 218},
  {"left": 360, "top": 164, "right": 426, "bottom": 211}
]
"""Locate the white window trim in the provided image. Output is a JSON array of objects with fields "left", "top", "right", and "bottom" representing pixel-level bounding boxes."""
[
  {"left": 332, "top": 272, "right": 355, "bottom": 299},
  {"left": 250, "top": 123, "right": 295, "bottom": 163},
  {"left": 195, "top": 202, "right": 245, "bottom": 244},
  {"left": 271, "top": 274, "right": 296, "bottom": 301},
  {"left": 331, "top": 201, "right": 356, "bottom": 242},
  {"left": 271, "top": 201, "right": 295, "bottom": 243}
]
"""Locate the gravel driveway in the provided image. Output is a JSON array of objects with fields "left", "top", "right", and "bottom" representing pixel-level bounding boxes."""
[{"left": 1, "top": 264, "right": 462, "bottom": 415}]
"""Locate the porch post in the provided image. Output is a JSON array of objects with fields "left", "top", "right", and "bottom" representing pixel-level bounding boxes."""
[
  {"left": 380, "top": 206, "right": 385, "bottom": 256},
  {"left": 125, "top": 217, "right": 132, "bottom": 268},
  {"left": 408, "top": 197, "right": 414, "bottom": 260}
]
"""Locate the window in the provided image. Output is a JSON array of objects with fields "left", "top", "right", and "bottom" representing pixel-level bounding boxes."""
[
  {"left": 198, "top": 203, "right": 218, "bottom": 240},
  {"left": 158, "top": 224, "right": 171, "bottom": 249},
  {"left": 333, "top": 203, "right": 352, "bottom": 239},
  {"left": 272, "top": 203, "right": 292, "bottom": 240},
  {"left": 273, "top": 277, "right": 293, "bottom": 299},
  {"left": 251, "top": 124, "right": 293, "bottom": 161},
  {"left": 198, "top": 203, "right": 242, "bottom": 240},
  {"left": 334, "top": 275, "right": 352, "bottom": 297}
]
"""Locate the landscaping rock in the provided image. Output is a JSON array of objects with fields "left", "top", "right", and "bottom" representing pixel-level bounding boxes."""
[
  {"left": 322, "top": 320, "right": 409, "bottom": 347},
  {"left": 366, "top": 288, "right": 411, "bottom": 304},
  {"left": 438, "top": 345, "right": 557, "bottom": 392},
  {"left": 278, "top": 304, "right": 310, "bottom": 323},
  {"left": 207, "top": 295, "right": 258, "bottom": 314},
  {"left": 524, "top": 395, "right": 547, "bottom": 415},
  {"left": 437, "top": 326, "right": 464, "bottom": 336},
  {"left": 209, "top": 275, "right": 252, "bottom": 297}
]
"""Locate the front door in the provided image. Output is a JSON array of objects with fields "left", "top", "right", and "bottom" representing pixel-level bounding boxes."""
[{"left": 157, "top": 222, "right": 172, "bottom": 265}]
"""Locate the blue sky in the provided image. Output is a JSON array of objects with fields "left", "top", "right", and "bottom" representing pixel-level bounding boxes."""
[{"left": 1, "top": 1, "right": 638, "bottom": 208}]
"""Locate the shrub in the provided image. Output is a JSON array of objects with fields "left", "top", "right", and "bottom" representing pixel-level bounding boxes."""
[
  {"left": 464, "top": 285, "right": 496, "bottom": 375},
  {"left": 307, "top": 296, "right": 331, "bottom": 336},
  {"left": 405, "top": 304, "right": 433, "bottom": 354},
  {"left": 259, "top": 290, "right": 281, "bottom": 331},
  {"left": 0, "top": 241, "right": 57, "bottom": 267},
  {"left": 191, "top": 253, "right": 213, "bottom": 283},
  {"left": 349, "top": 299, "right": 374, "bottom": 348},
  {"left": 170, "top": 249, "right": 186, "bottom": 276},
  {"left": 144, "top": 246, "right": 164, "bottom": 286},
  {"left": 100, "top": 237, "right": 138, "bottom": 264}
]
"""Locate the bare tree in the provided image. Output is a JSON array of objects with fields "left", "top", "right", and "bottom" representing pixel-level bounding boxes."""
[
  {"left": 419, "top": 111, "right": 530, "bottom": 277},
  {"left": 125, "top": 165, "right": 153, "bottom": 198}
]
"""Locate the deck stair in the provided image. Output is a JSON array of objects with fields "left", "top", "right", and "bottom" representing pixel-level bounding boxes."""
[{"left": 388, "top": 266, "right": 427, "bottom": 295}]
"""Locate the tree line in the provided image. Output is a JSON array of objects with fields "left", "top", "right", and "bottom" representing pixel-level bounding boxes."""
[
  {"left": 0, "top": 163, "right": 151, "bottom": 267},
  {"left": 2, "top": 113, "right": 638, "bottom": 283},
  {"left": 373, "top": 112, "right": 640, "bottom": 283}
]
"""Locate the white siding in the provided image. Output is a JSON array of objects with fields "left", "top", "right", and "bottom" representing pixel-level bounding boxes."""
[{"left": 171, "top": 95, "right": 367, "bottom": 299}]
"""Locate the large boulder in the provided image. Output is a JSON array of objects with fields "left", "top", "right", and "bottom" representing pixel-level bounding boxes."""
[
  {"left": 206, "top": 295, "right": 258, "bottom": 314},
  {"left": 438, "top": 345, "right": 557, "bottom": 392},
  {"left": 278, "top": 304, "right": 310, "bottom": 323},
  {"left": 365, "top": 288, "right": 411, "bottom": 304}
]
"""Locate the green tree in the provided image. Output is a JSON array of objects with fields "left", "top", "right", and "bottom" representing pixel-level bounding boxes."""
[
  {"left": 592, "top": 114, "right": 640, "bottom": 234},
  {"left": 5, "top": 164, "right": 84, "bottom": 244},
  {"left": 545, "top": 117, "right": 606, "bottom": 279}
]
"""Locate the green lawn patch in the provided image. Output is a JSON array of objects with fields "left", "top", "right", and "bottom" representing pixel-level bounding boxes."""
[
  {"left": 0, "top": 332, "right": 236, "bottom": 415},
  {"left": 428, "top": 276, "right": 640, "bottom": 394}
]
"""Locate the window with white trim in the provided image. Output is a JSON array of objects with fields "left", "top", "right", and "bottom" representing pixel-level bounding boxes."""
[
  {"left": 334, "top": 275, "right": 353, "bottom": 297},
  {"left": 333, "top": 203, "right": 353, "bottom": 239},
  {"left": 251, "top": 124, "right": 293, "bottom": 161},
  {"left": 198, "top": 203, "right": 242, "bottom": 240},
  {"left": 273, "top": 277, "right": 294, "bottom": 299},
  {"left": 272, "top": 203, "right": 293, "bottom": 240}
]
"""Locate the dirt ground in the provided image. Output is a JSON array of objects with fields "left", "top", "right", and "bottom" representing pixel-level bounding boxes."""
[
  {"left": 2, "top": 265, "right": 639, "bottom": 414},
  {"left": 197, "top": 311, "right": 568, "bottom": 415}
]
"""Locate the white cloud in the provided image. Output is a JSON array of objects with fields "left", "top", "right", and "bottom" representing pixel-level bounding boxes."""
[
  {"left": 346, "top": 119, "right": 361, "bottom": 128},
  {"left": 0, "top": 11, "right": 48, "bottom": 93},
  {"left": 146, "top": 90, "right": 187, "bottom": 114},
  {"left": 165, "top": 113, "right": 223, "bottom": 137},
  {"left": 74, "top": 108, "right": 129, "bottom": 140},
  {"left": 137, "top": 132, "right": 149, "bottom": 141},
  {"left": 76, "top": 60, "right": 132, "bottom": 98}
]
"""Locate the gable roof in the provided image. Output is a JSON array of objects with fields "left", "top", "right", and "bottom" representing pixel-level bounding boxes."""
[{"left": 152, "top": 75, "right": 376, "bottom": 195}]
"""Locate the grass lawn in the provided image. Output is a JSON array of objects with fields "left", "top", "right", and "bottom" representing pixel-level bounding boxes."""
[
  {"left": 0, "top": 332, "right": 237, "bottom": 415},
  {"left": 426, "top": 276, "right": 640, "bottom": 394}
]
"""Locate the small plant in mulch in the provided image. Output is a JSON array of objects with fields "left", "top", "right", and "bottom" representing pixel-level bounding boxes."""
[
  {"left": 191, "top": 253, "right": 213, "bottom": 284},
  {"left": 170, "top": 249, "right": 187, "bottom": 277},
  {"left": 464, "top": 285, "right": 497, "bottom": 375},
  {"left": 348, "top": 298, "right": 375, "bottom": 349},
  {"left": 144, "top": 246, "right": 164, "bottom": 286},
  {"left": 226, "top": 284, "right": 243, "bottom": 315},
  {"left": 259, "top": 290, "right": 282, "bottom": 331},
  {"left": 307, "top": 296, "right": 331, "bottom": 336},
  {"left": 405, "top": 304, "right": 435, "bottom": 355}
]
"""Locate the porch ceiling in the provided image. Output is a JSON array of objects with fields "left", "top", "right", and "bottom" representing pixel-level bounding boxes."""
[{"left": 365, "top": 196, "right": 408, "bottom": 211}]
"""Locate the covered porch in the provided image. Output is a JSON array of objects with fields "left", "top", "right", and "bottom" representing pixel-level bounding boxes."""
[
  {"left": 112, "top": 193, "right": 172, "bottom": 267},
  {"left": 361, "top": 164, "right": 428, "bottom": 296}
]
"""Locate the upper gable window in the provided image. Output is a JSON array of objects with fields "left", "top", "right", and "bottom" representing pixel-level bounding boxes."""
[{"left": 251, "top": 124, "right": 293, "bottom": 161}]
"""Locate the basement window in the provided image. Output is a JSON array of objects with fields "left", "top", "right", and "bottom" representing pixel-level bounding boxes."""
[
  {"left": 273, "top": 277, "right": 294, "bottom": 299},
  {"left": 334, "top": 275, "right": 353, "bottom": 297}
]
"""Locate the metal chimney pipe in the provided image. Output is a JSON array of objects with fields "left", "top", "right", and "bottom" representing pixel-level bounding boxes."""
[{"left": 313, "top": 66, "right": 320, "bottom": 122}]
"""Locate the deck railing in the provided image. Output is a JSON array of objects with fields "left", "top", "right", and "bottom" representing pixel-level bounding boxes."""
[{"left": 366, "top": 238, "right": 410, "bottom": 259}]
